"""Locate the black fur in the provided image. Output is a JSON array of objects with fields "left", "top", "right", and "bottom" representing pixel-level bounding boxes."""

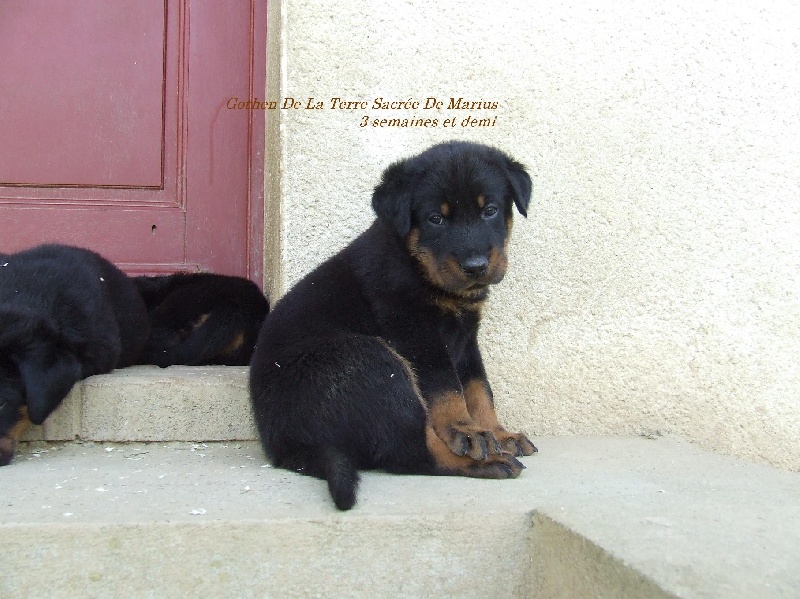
[
  {"left": 134, "top": 273, "right": 269, "bottom": 367},
  {"left": 249, "top": 141, "right": 537, "bottom": 510},
  {"left": 0, "top": 245, "right": 149, "bottom": 465}
]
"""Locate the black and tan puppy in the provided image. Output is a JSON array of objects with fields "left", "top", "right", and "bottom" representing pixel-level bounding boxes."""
[
  {"left": 134, "top": 273, "right": 269, "bottom": 367},
  {"left": 250, "top": 141, "right": 537, "bottom": 510},
  {"left": 0, "top": 244, "right": 149, "bottom": 465}
]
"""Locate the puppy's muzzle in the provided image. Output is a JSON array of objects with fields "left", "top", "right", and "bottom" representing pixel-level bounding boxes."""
[{"left": 460, "top": 256, "right": 489, "bottom": 278}]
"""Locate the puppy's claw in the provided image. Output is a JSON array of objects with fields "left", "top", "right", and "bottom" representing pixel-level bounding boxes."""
[
  {"left": 498, "top": 431, "right": 537, "bottom": 457},
  {"left": 450, "top": 429, "right": 504, "bottom": 460},
  {"left": 474, "top": 434, "right": 488, "bottom": 460},
  {"left": 455, "top": 434, "right": 473, "bottom": 458},
  {"left": 491, "top": 454, "right": 525, "bottom": 478}
]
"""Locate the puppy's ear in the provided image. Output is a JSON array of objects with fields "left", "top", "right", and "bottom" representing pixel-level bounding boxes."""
[
  {"left": 372, "top": 159, "right": 414, "bottom": 238},
  {"left": 14, "top": 343, "right": 82, "bottom": 425},
  {"left": 503, "top": 156, "right": 532, "bottom": 217}
]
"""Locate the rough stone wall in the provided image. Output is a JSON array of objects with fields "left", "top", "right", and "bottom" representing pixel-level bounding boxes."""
[{"left": 269, "top": 1, "right": 800, "bottom": 469}]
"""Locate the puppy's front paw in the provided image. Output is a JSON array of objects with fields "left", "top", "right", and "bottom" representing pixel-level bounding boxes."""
[
  {"left": 496, "top": 430, "right": 538, "bottom": 457},
  {"left": 471, "top": 453, "right": 525, "bottom": 479},
  {"left": 0, "top": 438, "right": 18, "bottom": 467},
  {"left": 440, "top": 422, "right": 502, "bottom": 460}
]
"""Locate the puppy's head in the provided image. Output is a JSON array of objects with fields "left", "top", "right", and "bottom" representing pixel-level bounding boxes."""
[
  {"left": 372, "top": 141, "right": 531, "bottom": 296},
  {"left": 0, "top": 310, "right": 82, "bottom": 465}
]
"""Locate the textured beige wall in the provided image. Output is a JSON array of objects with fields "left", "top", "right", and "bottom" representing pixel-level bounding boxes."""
[{"left": 267, "top": 1, "right": 800, "bottom": 470}]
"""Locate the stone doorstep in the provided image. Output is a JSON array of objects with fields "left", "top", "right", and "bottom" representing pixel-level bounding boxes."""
[
  {"left": 22, "top": 365, "right": 257, "bottom": 443},
  {"left": 2, "top": 437, "right": 799, "bottom": 598}
]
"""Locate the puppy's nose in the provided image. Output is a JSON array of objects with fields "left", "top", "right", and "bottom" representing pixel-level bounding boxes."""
[{"left": 460, "top": 256, "right": 489, "bottom": 278}]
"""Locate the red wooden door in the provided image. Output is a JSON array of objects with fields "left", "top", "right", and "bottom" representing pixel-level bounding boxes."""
[{"left": 0, "top": 0, "right": 266, "bottom": 283}]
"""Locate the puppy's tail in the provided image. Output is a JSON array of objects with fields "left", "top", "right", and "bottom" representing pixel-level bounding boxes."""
[
  {"left": 282, "top": 446, "right": 360, "bottom": 510},
  {"left": 320, "top": 446, "right": 360, "bottom": 511}
]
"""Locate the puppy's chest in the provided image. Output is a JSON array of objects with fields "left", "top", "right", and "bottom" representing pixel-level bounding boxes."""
[{"left": 436, "top": 311, "right": 479, "bottom": 362}]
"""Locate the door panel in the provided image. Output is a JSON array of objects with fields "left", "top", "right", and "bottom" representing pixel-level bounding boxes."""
[{"left": 0, "top": 0, "right": 266, "bottom": 281}]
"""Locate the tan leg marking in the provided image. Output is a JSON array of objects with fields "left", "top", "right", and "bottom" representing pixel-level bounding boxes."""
[
  {"left": 463, "top": 379, "right": 501, "bottom": 429},
  {"left": 463, "top": 379, "right": 537, "bottom": 456},
  {"left": 428, "top": 391, "right": 502, "bottom": 459},
  {"left": 222, "top": 331, "right": 246, "bottom": 356},
  {"left": 0, "top": 406, "right": 32, "bottom": 466}
]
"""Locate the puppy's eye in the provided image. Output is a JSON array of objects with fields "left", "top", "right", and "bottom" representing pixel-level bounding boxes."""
[
  {"left": 427, "top": 213, "right": 444, "bottom": 225},
  {"left": 483, "top": 204, "right": 499, "bottom": 218}
]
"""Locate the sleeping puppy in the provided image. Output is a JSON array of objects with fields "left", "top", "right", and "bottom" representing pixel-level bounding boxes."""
[
  {"left": 134, "top": 273, "right": 269, "bottom": 367},
  {"left": 0, "top": 244, "right": 149, "bottom": 465},
  {"left": 249, "top": 141, "right": 537, "bottom": 510}
]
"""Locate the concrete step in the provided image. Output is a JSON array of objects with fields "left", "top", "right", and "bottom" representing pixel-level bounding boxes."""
[
  {"left": 2, "top": 436, "right": 798, "bottom": 598},
  {"left": 23, "top": 366, "right": 256, "bottom": 443}
]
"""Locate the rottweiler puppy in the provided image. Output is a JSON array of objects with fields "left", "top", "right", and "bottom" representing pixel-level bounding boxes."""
[
  {"left": 0, "top": 244, "right": 149, "bottom": 466},
  {"left": 134, "top": 273, "right": 269, "bottom": 367},
  {"left": 249, "top": 141, "right": 537, "bottom": 510}
]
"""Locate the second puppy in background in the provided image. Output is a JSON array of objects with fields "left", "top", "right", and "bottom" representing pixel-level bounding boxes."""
[
  {"left": 135, "top": 273, "right": 269, "bottom": 367},
  {"left": 1, "top": 244, "right": 149, "bottom": 466}
]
